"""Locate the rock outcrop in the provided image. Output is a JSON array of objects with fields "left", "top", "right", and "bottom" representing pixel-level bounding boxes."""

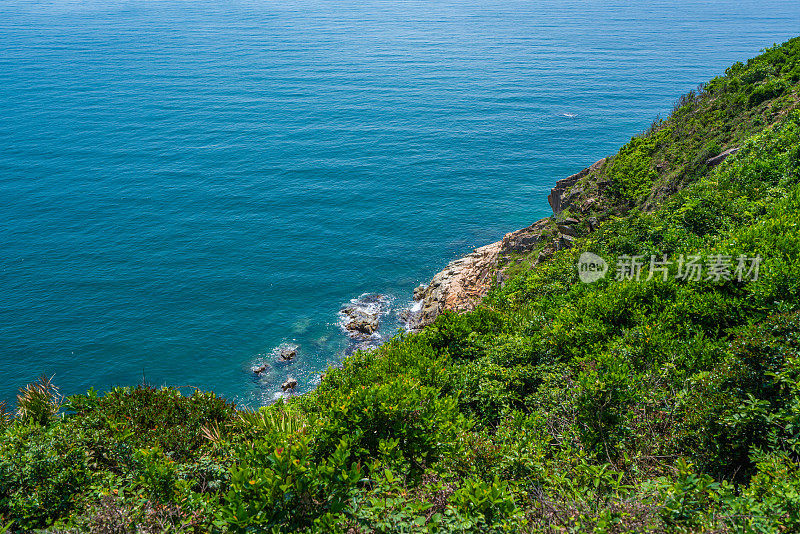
[
  {"left": 547, "top": 158, "right": 606, "bottom": 216},
  {"left": 279, "top": 347, "right": 297, "bottom": 361},
  {"left": 411, "top": 241, "right": 503, "bottom": 328},
  {"left": 410, "top": 218, "right": 560, "bottom": 329},
  {"left": 500, "top": 218, "right": 550, "bottom": 253},
  {"left": 339, "top": 294, "right": 389, "bottom": 340},
  {"left": 706, "top": 147, "right": 739, "bottom": 166},
  {"left": 410, "top": 158, "right": 609, "bottom": 329}
]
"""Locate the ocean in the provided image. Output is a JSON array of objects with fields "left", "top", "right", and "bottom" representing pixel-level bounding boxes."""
[{"left": 1, "top": 0, "right": 798, "bottom": 406}]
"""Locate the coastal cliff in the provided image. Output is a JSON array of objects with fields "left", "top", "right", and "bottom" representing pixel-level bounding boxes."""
[{"left": 410, "top": 158, "right": 607, "bottom": 328}]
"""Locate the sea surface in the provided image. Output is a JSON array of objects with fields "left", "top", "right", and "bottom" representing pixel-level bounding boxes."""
[{"left": 1, "top": 0, "right": 799, "bottom": 406}]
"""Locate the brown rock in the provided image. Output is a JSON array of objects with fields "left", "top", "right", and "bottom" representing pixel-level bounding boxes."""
[
  {"left": 500, "top": 218, "right": 550, "bottom": 253},
  {"left": 557, "top": 234, "right": 575, "bottom": 250},
  {"left": 411, "top": 241, "right": 503, "bottom": 329},
  {"left": 548, "top": 158, "right": 606, "bottom": 215},
  {"left": 279, "top": 348, "right": 297, "bottom": 361},
  {"left": 557, "top": 224, "right": 578, "bottom": 237},
  {"left": 348, "top": 320, "right": 377, "bottom": 335},
  {"left": 706, "top": 147, "right": 739, "bottom": 166},
  {"left": 413, "top": 285, "right": 427, "bottom": 301}
]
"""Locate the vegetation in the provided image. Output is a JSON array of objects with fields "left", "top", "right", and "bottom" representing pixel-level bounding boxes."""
[{"left": 3, "top": 37, "right": 800, "bottom": 533}]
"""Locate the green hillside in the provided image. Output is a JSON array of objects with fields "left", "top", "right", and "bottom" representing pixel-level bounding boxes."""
[{"left": 3, "top": 37, "right": 800, "bottom": 533}]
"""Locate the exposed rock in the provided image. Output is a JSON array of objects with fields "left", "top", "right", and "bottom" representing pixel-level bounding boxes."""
[
  {"left": 500, "top": 218, "right": 550, "bottom": 253},
  {"left": 349, "top": 320, "right": 377, "bottom": 335},
  {"left": 253, "top": 364, "right": 268, "bottom": 375},
  {"left": 413, "top": 285, "right": 427, "bottom": 301},
  {"left": 548, "top": 158, "right": 605, "bottom": 215},
  {"left": 537, "top": 249, "right": 552, "bottom": 263},
  {"left": 279, "top": 347, "right": 297, "bottom": 361},
  {"left": 411, "top": 158, "right": 609, "bottom": 329},
  {"left": 281, "top": 378, "right": 298, "bottom": 392},
  {"left": 548, "top": 170, "right": 586, "bottom": 216},
  {"left": 557, "top": 223, "right": 578, "bottom": 237},
  {"left": 397, "top": 308, "right": 412, "bottom": 323},
  {"left": 496, "top": 270, "right": 508, "bottom": 286},
  {"left": 562, "top": 186, "right": 585, "bottom": 208},
  {"left": 706, "top": 147, "right": 739, "bottom": 166},
  {"left": 339, "top": 294, "right": 387, "bottom": 340},
  {"left": 557, "top": 234, "right": 575, "bottom": 250},
  {"left": 410, "top": 241, "right": 502, "bottom": 329}
]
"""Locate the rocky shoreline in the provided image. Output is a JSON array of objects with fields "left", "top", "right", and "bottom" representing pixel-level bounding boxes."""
[
  {"left": 406, "top": 157, "right": 607, "bottom": 329},
  {"left": 256, "top": 147, "right": 741, "bottom": 399}
]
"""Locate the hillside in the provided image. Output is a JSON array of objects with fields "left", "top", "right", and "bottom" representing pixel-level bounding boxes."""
[{"left": 3, "top": 37, "right": 800, "bottom": 533}]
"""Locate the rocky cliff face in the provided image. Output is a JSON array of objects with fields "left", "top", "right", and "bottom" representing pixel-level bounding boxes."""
[
  {"left": 409, "top": 158, "right": 608, "bottom": 329},
  {"left": 547, "top": 158, "right": 606, "bottom": 215},
  {"left": 411, "top": 241, "right": 502, "bottom": 328}
]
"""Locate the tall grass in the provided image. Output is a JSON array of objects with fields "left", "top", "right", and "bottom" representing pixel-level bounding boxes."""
[{"left": 15, "top": 374, "right": 62, "bottom": 425}]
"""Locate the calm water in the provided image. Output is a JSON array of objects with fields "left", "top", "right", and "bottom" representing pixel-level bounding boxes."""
[{"left": 1, "top": 0, "right": 798, "bottom": 406}]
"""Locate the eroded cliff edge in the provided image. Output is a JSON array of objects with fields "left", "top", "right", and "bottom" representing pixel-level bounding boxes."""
[{"left": 405, "top": 157, "right": 597, "bottom": 328}]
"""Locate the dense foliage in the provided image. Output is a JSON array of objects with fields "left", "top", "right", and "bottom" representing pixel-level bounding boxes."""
[{"left": 3, "top": 37, "right": 800, "bottom": 533}]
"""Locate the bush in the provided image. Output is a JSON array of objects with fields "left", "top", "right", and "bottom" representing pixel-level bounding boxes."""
[
  {"left": 65, "top": 386, "right": 236, "bottom": 463},
  {"left": 0, "top": 423, "right": 90, "bottom": 530},
  {"left": 311, "top": 378, "right": 469, "bottom": 478}
]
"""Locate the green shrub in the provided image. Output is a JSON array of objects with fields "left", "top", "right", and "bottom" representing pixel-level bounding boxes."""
[
  {"left": 220, "top": 434, "right": 362, "bottom": 531},
  {"left": 311, "top": 378, "right": 469, "bottom": 478},
  {"left": 0, "top": 423, "right": 90, "bottom": 530},
  {"left": 65, "top": 386, "right": 236, "bottom": 463}
]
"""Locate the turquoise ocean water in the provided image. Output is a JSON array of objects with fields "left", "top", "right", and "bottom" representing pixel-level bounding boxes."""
[{"left": 1, "top": 0, "right": 799, "bottom": 406}]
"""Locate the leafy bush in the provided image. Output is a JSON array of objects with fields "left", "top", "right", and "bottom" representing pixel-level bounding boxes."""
[
  {"left": 0, "top": 423, "right": 90, "bottom": 530},
  {"left": 65, "top": 386, "right": 236, "bottom": 463},
  {"left": 311, "top": 378, "right": 469, "bottom": 478},
  {"left": 220, "top": 434, "right": 362, "bottom": 531}
]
